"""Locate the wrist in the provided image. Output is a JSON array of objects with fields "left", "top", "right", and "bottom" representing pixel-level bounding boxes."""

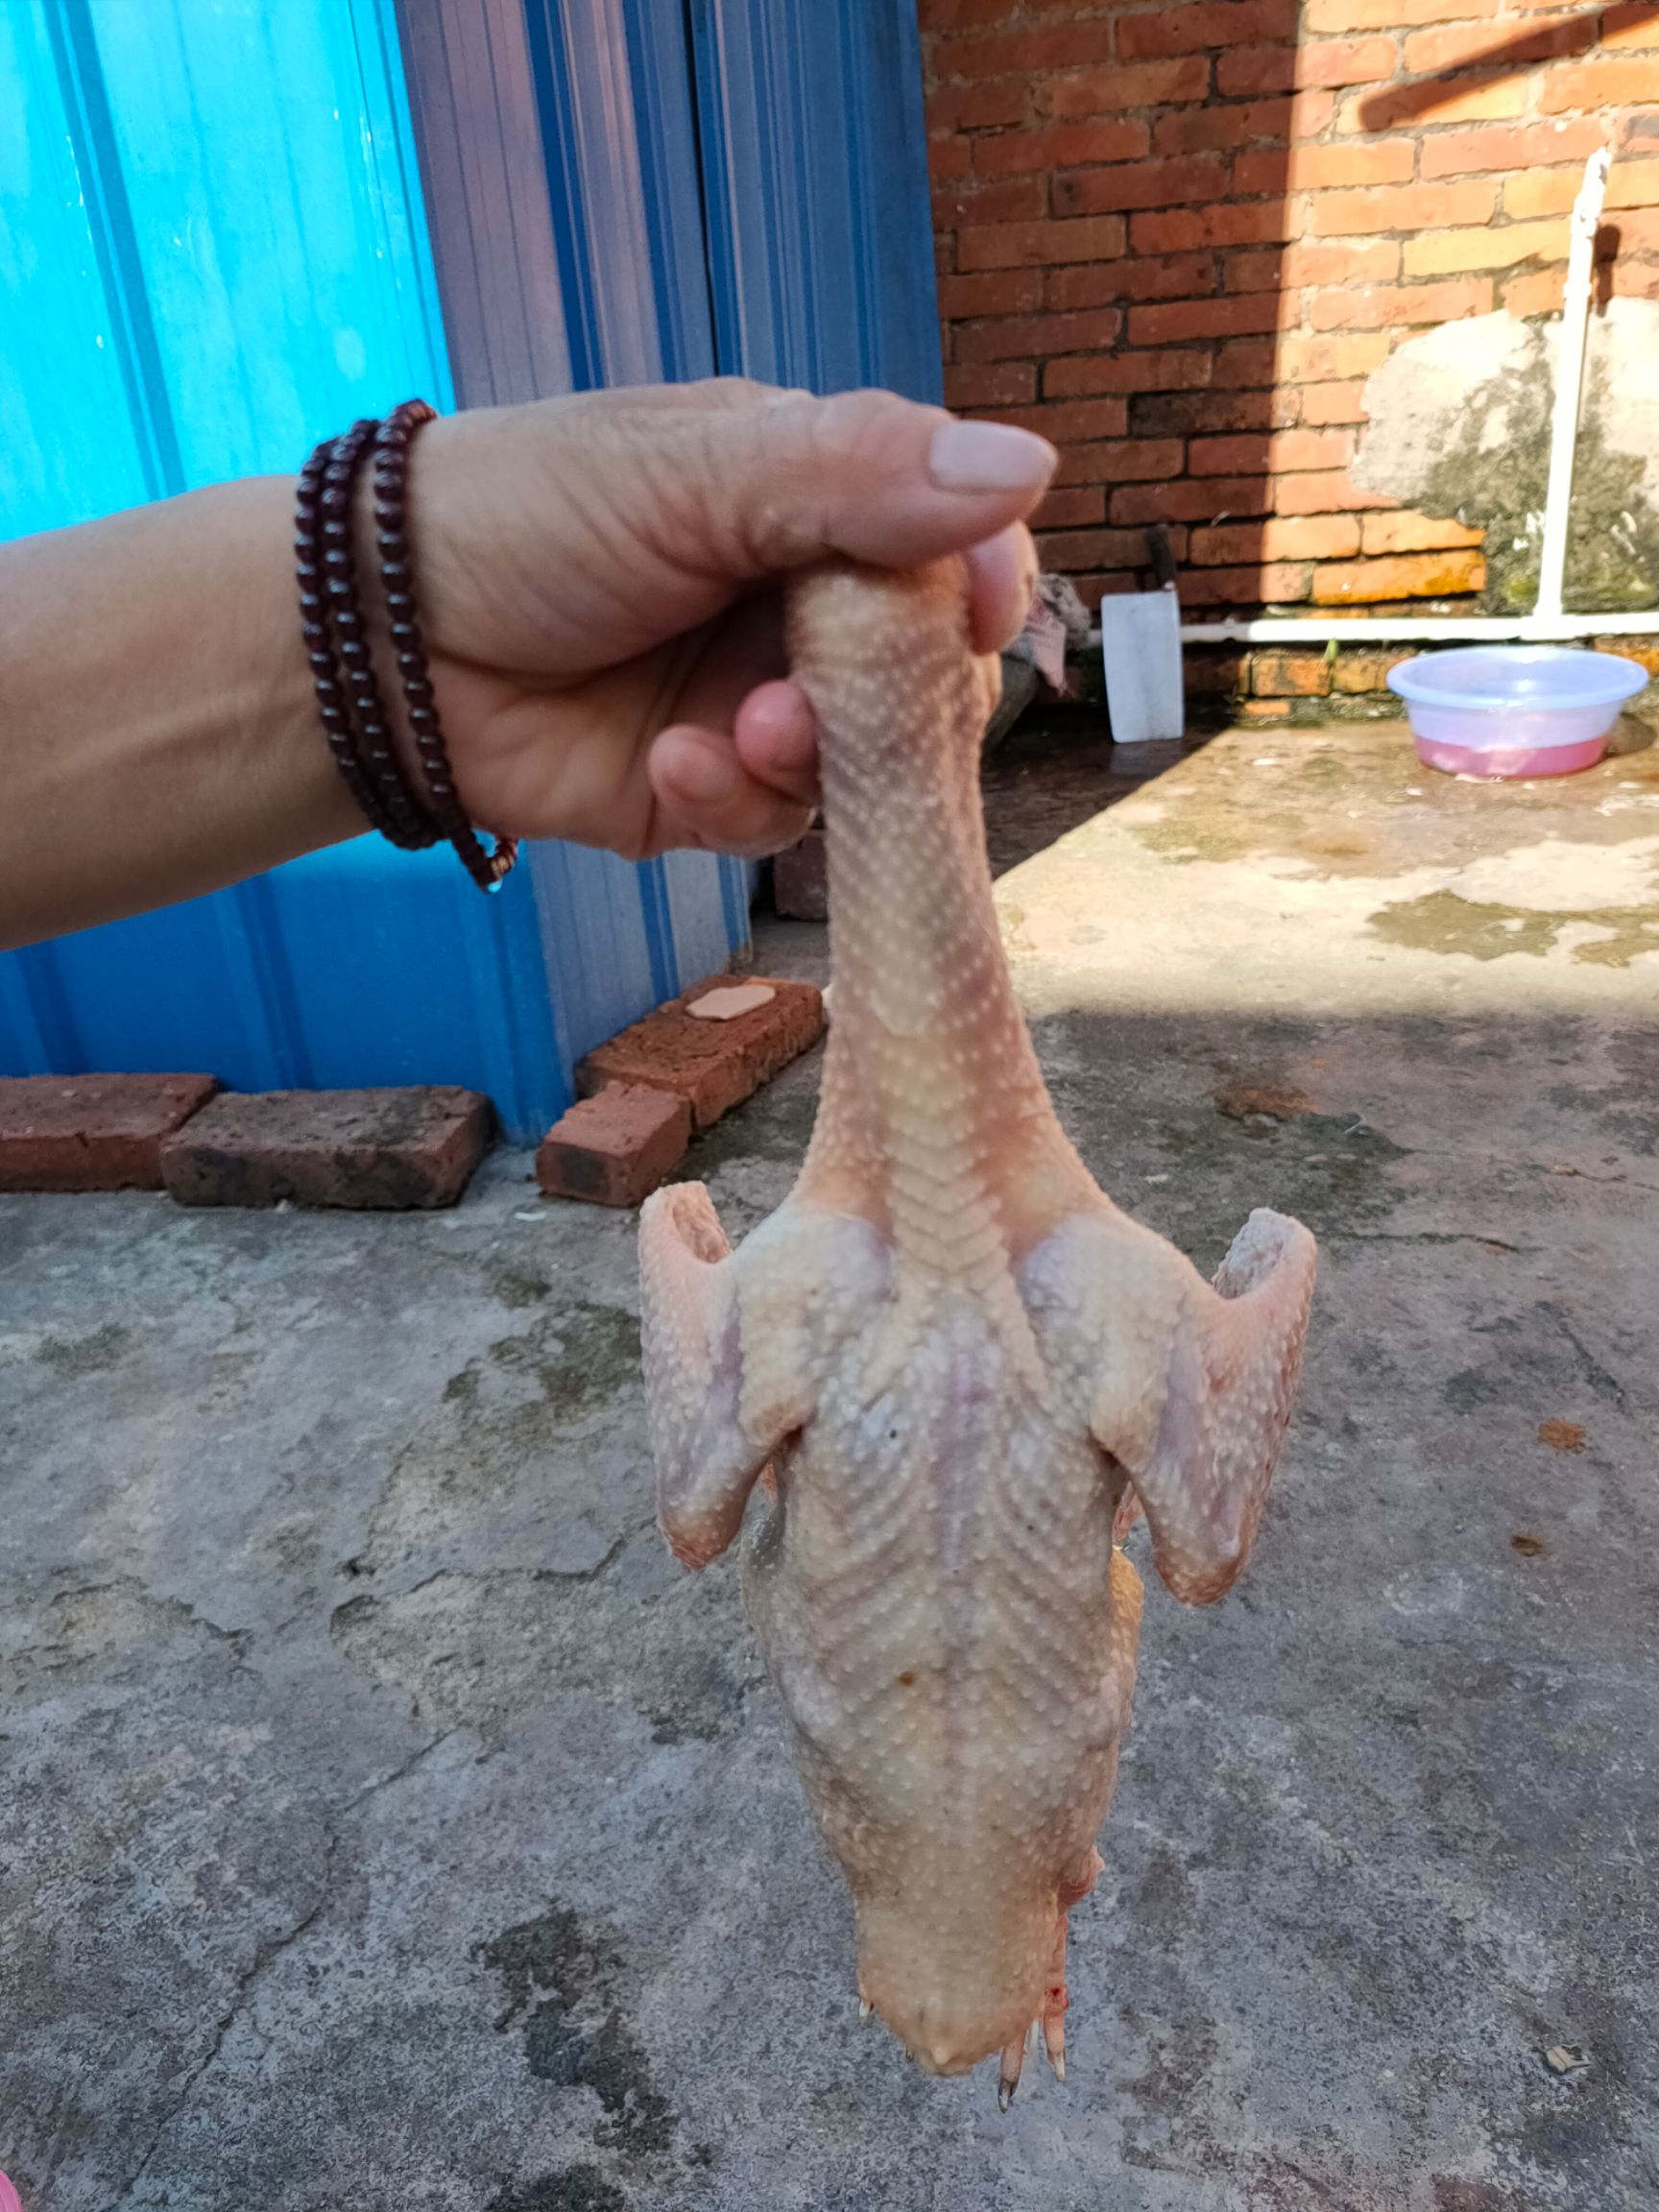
[{"left": 301, "top": 402, "right": 514, "bottom": 888}]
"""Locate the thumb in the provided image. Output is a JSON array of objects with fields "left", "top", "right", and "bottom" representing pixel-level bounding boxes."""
[
  {"left": 412, "top": 381, "right": 1056, "bottom": 674},
  {"left": 694, "top": 386, "right": 1058, "bottom": 578}
]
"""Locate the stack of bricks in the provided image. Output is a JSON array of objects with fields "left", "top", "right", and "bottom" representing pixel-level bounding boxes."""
[
  {"left": 537, "top": 975, "right": 825, "bottom": 1208},
  {"left": 922, "top": 0, "right": 1659, "bottom": 637}
]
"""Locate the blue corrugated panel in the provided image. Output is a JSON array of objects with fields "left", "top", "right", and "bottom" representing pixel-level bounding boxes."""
[
  {"left": 687, "top": 0, "right": 943, "bottom": 401},
  {"left": 0, "top": 846, "right": 564, "bottom": 1139},
  {"left": 398, "top": 0, "right": 754, "bottom": 1076},
  {"left": 388, "top": 0, "right": 577, "bottom": 410},
  {"left": 3, "top": 0, "right": 456, "bottom": 508},
  {"left": 0, "top": 3, "right": 155, "bottom": 533}
]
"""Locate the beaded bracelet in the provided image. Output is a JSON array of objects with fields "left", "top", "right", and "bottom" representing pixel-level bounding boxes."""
[
  {"left": 297, "top": 419, "right": 436, "bottom": 852},
  {"left": 373, "top": 402, "right": 517, "bottom": 890},
  {"left": 297, "top": 400, "right": 517, "bottom": 889}
]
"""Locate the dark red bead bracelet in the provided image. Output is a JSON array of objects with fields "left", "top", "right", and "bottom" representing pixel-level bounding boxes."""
[{"left": 296, "top": 400, "right": 517, "bottom": 890}]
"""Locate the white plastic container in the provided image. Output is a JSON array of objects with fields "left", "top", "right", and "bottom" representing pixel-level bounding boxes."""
[{"left": 1387, "top": 645, "right": 1648, "bottom": 778}]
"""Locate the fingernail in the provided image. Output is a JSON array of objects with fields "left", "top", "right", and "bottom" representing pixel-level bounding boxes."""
[
  {"left": 928, "top": 420, "right": 1056, "bottom": 493},
  {"left": 670, "top": 741, "right": 737, "bottom": 805}
]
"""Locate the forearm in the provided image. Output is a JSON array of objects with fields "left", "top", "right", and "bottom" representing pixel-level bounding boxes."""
[{"left": 0, "top": 476, "right": 363, "bottom": 950}]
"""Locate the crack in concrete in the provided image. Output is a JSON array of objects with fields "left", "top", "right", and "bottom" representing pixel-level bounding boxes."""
[
  {"left": 52, "top": 1578, "right": 247, "bottom": 1645},
  {"left": 1540, "top": 1302, "right": 1636, "bottom": 1413},
  {"left": 1319, "top": 1230, "right": 1534, "bottom": 1252},
  {"left": 2, "top": 1580, "right": 254, "bottom": 1693},
  {"left": 110, "top": 1730, "right": 454, "bottom": 2209},
  {"left": 1522, "top": 1162, "right": 1659, "bottom": 1197},
  {"left": 330, "top": 1536, "right": 628, "bottom": 1628},
  {"left": 112, "top": 1858, "right": 337, "bottom": 2211},
  {"left": 336, "top": 1726, "right": 459, "bottom": 1817}
]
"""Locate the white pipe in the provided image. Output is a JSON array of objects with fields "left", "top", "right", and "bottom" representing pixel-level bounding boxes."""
[
  {"left": 1166, "top": 611, "right": 1659, "bottom": 645},
  {"left": 1535, "top": 147, "right": 1612, "bottom": 621},
  {"left": 1086, "top": 612, "right": 1659, "bottom": 647}
]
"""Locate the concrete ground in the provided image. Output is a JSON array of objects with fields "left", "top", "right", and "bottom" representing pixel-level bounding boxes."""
[{"left": 2, "top": 721, "right": 1656, "bottom": 2212}]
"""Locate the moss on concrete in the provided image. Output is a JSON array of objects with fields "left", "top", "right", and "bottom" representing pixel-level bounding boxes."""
[
  {"left": 1367, "top": 313, "right": 1659, "bottom": 617},
  {"left": 1414, "top": 355, "right": 1659, "bottom": 616}
]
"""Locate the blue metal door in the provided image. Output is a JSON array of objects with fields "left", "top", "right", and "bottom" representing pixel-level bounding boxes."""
[{"left": 0, "top": 0, "right": 939, "bottom": 1141}]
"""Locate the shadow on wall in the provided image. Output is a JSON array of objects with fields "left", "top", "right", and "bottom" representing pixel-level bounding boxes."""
[
  {"left": 1351, "top": 4, "right": 1659, "bottom": 331},
  {"left": 1342, "top": 1, "right": 1659, "bottom": 618},
  {"left": 926, "top": 0, "right": 1350, "bottom": 620},
  {"left": 1354, "top": 4, "right": 1659, "bottom": 133},
  {"left": 1176, "top": 0, "right": 1659, "bottom": 626},
  {"left": 924, "top": 0, "right": 1659, "bottom": 636}
]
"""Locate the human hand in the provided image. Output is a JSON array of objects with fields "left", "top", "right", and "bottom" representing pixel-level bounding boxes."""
[{"left": 400, "top": 380, "right": 1056, "bottom": 860}]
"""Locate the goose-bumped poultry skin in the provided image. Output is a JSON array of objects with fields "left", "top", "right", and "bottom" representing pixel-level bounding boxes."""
[{"left": 639, "top": 559, "right": 1315, "bottom": 2104}]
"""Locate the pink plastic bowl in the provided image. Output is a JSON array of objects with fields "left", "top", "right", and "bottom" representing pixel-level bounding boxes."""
[
  {"left": 1411, "top": 733, "right": 1609, "bottom": 779},
  {"left": 1387, "top": 645, "right": 1648, "bottom": 780},
  {"left": 0, "top": 2172, "right": 23, "bottom": 2212}
]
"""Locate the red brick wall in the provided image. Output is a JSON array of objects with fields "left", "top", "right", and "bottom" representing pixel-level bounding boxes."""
[{"left": 921, "top": 0, "right": 1659, "bottom": 616}]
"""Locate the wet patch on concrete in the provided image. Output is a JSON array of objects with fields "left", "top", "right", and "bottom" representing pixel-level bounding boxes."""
[
  {"left": 487, "top": 2170, "right": 630, "bottom": 2212},
  {"left": 1370, "top": 889, "right": 1659, "bottom": 969},
  {"left": 1445, "top": 1301, "right": 1636, "bottom": 1422},
  {"left": 1041, "top": 1013, "right": 1413, "bottom": 1264},
  {"left": 1118, "top": 732, "right": 1659, "bottom": 901},
  {"left": 1167, "top": 1106, "right": 1410, "bottom": 1260},
  {"left": 484, "top": 1301, "right": 642, "bottom": 1421},
  {"left": 1125, "top": 739, "right": 1394, "bottom": 875},
  {"left": 32, "top": 1319, "right": 131, "bottom": 1374},
  {"left": 480, "top": 1905, "right": 675, "bottom": 2167}
]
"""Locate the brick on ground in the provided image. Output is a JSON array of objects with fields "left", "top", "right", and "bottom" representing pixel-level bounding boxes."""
[
  {"left": 160, "top": 1088, "right": 492, "bottom": 1210},
  {"left": 537, "top": 1083, "right": 690, "bottom": 1209},
  {"left": 578, "top": 974, "right": 824, "bottom": 1130},
  {"left": 0, "top": 1072, "right": 217, "bottom": 1192}
]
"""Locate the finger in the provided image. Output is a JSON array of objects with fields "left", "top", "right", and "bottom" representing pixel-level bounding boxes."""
[
  {"left": 647, "top": 724, "right": 815, "bottom": 858},
  {"left": 733, "top": 680, "right": 819, "bottom": 809},
  {"left": 964, "top": 523, "right": 1039, "bottom": 656},
  {"left": 702, "top": 389, "right": 1057, "bottom": 578}
]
